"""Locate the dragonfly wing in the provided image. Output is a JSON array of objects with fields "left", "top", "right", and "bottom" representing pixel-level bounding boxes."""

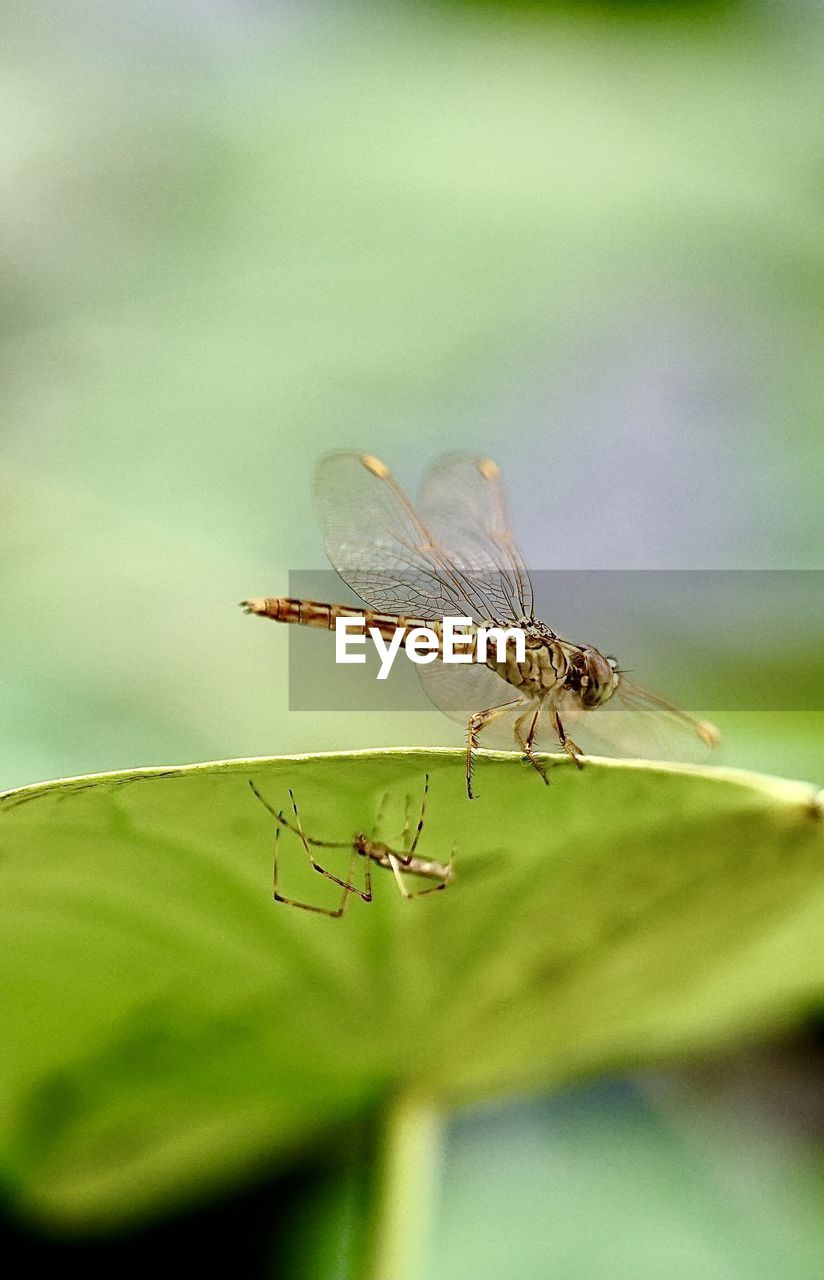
[
  {"left": 314, "top": 453, "right": 499, "bottom": 620},
  {"left": 551, "top": 679, "right": 719, "bottom": 764},
  {"left": 415, "top": 654, "right": 525, "bottom": 733},
  {"left": 414, "top": 660, "right": 532, "bottom": 747},
  {"left": 418, "top": 453, "right": 534, "bottom": 622}
]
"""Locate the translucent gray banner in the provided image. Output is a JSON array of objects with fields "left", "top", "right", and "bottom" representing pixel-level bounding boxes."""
[{"left": 280, "top": 570, "right": 824, "bottom": 713}]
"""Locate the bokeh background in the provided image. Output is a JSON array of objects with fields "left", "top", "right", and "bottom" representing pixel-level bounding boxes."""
[{"left": 2, "top": 1, "right": 823, "bottom": 1275}]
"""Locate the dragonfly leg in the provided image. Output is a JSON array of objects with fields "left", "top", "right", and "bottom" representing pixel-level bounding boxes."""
[
  {"left": 552, "top": 710, "right": 585, "bottom": 768},
  {"left": 514, "top": 705, "right": 549, "bottom": 785},
  {"left": 272, "top": 823, "right": 359, "bottom": 917},
  {"left": 466, "top": 701, "right": 523, "bottom": 799},
  {"left": 250, "top": 779, "right": 367, "bottom": 898}
]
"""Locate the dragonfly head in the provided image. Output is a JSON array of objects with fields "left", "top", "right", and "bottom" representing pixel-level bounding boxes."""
[{"left": 568, "top": 647, "right": 620, "bottom": 709}]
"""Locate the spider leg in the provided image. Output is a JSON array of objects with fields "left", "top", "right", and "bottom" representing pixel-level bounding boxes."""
[
  {"left": 271, "top": 823, "right": 358, "bottom": 918},
  {"left": 392, "top": 772, "right": 430, "bottom": 867},
  {"left": 250, "top": 779, "right": 365, "bottom": 897},
  {"left": 249, "top": 780, "right": 353, "bottom": 848},
  {"left": 406, "top": 771, "right": 429, "bottom": 857}
]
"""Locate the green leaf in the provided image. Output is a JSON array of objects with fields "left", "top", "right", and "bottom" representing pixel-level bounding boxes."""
[{"left": 1, "top": 750, "right": 822, "bottom": 1229}]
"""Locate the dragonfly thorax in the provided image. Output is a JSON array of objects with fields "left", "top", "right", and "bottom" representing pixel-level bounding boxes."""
[
  {"left": 484, "top": 624, "right": 568, "bottom": 695},
  {"left": 485, "top": 624, "right": 620, "bottom": 709}
]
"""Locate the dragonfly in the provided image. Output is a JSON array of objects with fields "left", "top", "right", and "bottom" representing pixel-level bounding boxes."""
[
  {"left": 249, "top": 772, "right": 455, "bottom": 917},
  {"left": 242, "top": 452, "right": 719, "bottom": 798}
]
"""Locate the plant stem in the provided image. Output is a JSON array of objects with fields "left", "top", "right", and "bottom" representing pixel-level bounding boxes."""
[{"left": 361, "top": 1092, "right": 444, "bottom": 1280}]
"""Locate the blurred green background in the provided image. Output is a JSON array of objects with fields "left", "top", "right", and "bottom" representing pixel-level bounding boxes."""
[{"left": 2, "top": 0, "right": 823, "bottom": 1275}]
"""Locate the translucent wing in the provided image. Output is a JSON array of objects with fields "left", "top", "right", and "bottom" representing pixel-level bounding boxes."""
[
  {"left": 417, "top": 660, "right": 718, "bottom": 763},
  {"left": 416, "top": 652, "right": 527, "bottom": 742},
  {"left": 418, "top": 454, "right": 533, "bottom": 621},
  {"left": 313, "top": 453, "right": 528, "bottom": 623},
  {"left": 551, "top": 679, "right": 719, "bottom": 764}
]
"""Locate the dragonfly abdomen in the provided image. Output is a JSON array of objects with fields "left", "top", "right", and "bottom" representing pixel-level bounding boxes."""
[
  {"left": 241, "top": 596, "right": 433, "bottom": 640},
  {"left": 243, "top": 599, "right": 568, "bottom": 693}
]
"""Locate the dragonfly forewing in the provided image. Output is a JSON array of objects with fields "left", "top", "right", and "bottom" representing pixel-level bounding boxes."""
[{"left": 314, "top": 452, "right": 532, "bottom": 625}]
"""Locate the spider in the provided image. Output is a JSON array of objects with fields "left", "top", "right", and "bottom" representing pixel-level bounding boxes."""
[{"left": 249, "top": 772, "right": 456, "bottom": 917}]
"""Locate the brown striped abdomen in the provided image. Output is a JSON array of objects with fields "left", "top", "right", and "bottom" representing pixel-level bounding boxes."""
[{"left": 241, "top": 596, "right": 435, "bottom": 642}]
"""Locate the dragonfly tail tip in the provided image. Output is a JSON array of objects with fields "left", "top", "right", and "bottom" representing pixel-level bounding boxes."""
[{"left": 240, "top": 598, "right": 267, "bottom": 616}]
